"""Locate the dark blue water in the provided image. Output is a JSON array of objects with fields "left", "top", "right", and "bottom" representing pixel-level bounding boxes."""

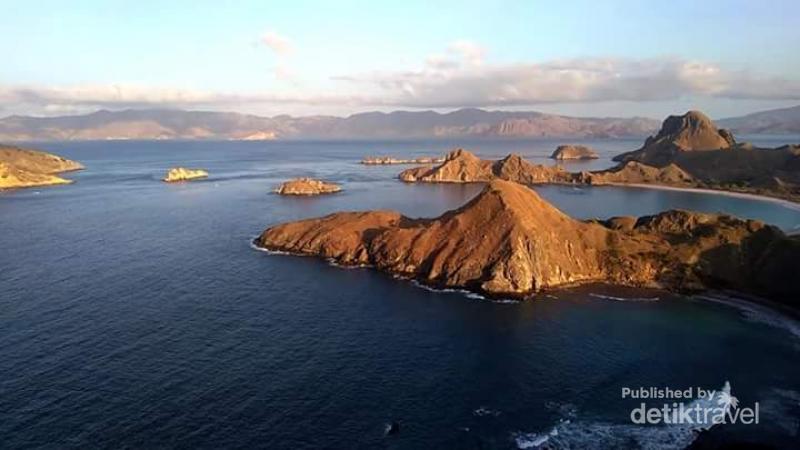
[{"left": 2, "top": 139, "right": 799, "bottom": 449}]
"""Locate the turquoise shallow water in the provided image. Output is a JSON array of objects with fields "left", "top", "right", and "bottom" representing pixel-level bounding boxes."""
[{"left": 1, "top": 139, "right": 799, "bottom": 449}]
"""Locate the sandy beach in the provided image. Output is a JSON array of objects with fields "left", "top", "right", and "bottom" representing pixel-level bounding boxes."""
[{"left": 605, "top": 182, "right": 800, "bottom": 211}]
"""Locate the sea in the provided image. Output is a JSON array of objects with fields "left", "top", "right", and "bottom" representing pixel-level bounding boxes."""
[{"left": 2, "top": 137, "right": 800, "bottom": 449}]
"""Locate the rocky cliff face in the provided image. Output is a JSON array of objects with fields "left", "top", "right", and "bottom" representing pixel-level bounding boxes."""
[
  {"left": 257, "top": 180, "right": 798, "bottom": 305},
  {"left": 613, "top": 111, "right": 736, "bottom": 166},
  {"left": 0, "top": 145, "right": 83, "bottom": 189}
]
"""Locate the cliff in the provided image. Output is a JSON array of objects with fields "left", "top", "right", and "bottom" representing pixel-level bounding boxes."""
[
  {"left": 275, "top": 178, "right": 342, "bottom": 195},
  {"left": 257, "top": 180, "right": 798, "bottom": 305},
  {"left": 0, "top": 145, "right": 83, "bottom": 189}
]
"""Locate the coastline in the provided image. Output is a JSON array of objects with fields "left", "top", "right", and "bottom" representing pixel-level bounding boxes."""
[{"left": 601, "top": 182, "right": 800, "bottom": 211}]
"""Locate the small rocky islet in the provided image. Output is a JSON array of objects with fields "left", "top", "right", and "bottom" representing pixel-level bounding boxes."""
[
  {"left": 550, "top": 145, "right": 599, "bottom": 160},
  {"left": 274, "top": 177, "right": 342, "bottom": 196},
  {"left": 0, "top": 145, "right": 83, "bottom": 189},
  {"left": 163, "top": 167, "right": 209, "bottom": 182}
]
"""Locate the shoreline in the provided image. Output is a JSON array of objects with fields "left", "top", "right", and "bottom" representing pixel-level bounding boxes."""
[{"left": 601, "top": 182, "right": 800, "bottom": 211}]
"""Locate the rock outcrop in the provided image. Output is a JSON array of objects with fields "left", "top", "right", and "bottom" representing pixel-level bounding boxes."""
[
  {"left": 163, "top": 167, "right": 209, "bottom": 182},
  {"left": 0, "top": 145, "right": 83, "bottom": 189},
  {"left": 551, "top": 145, "right": 599, "bottom": 160},
  {"left": 399, "top": 149, "right": 572, "bottom": 184},
  {"left": 361, "top": 156, "right": 445, "bottom": 165},
  {"left": 613, "top": 111, "right": 736, "bottom": 165},
  {"left": 257, "top": 180, "right": 799, "bottom": 305},
  {"left": 585, "top": 161, "right": 695, "bottom": 186},
  {"left": 275, "top": 178, "right": 342, "bottom": 196}
]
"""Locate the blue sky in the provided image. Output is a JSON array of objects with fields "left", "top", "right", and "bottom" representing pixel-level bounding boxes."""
[{"left": 3, "top": 0, "right": 800, "bottom": 118}]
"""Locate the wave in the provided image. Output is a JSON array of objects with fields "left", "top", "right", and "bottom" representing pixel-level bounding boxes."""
[
  {"left": 694, "top": 293, "right": 800, "bottom": 340},
  {"left": 513, "top": 383, "right": 732, "bottom": 449},
  {"left": 589, "top": 293, "right": 660, "bottom": 302},
  {"left": 408, "top": 279, "right": 519, "bottom": 304},
  {"left": 473, "top": 406, "right": 501, "bottom": 417}
]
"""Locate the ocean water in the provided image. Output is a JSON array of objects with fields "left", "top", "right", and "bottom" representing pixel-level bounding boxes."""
[{"left": 1, "top": 138, "right": 799, "bottom": 449}]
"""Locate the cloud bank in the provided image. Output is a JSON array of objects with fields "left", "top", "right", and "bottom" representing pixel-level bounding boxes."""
[{"left": 3, "top": 42, "right": 799, "bottom": 116}]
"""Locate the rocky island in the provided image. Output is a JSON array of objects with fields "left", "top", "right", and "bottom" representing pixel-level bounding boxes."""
[
  {"left": 275, "top": 178, "right": 342, "bottom": 196},
  {"left": 398, "top": 111, "right": 800, "bottom": 203},
  {"left": 257, "top": 180, "right": 798, "bottom": 305},
  {"left": 0, "top": 145, "right": 83, "bottom": 189},
  {"left": 361, "top": 156, "right": 445, "bottom": 165},
  {"left": 163, "top": 167, "right": 209, "bottom": 182},
  {"left": 550, "top": 145, "right": 599, "bottom": 160}
]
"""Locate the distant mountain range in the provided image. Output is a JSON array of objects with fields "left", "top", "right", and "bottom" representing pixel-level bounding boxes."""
[
  {"left": 717, "top": 105, "right": 800, "bottom": 135},
  {"left": 0, "top": 105, "right": 797, "bottom": 141},
  {"left": 0, "top": 108, "right": 660, "bottom": 141}
]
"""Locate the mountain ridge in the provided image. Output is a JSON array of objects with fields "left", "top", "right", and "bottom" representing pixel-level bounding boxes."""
[{"left": 0, "top": 108, "right": 661, "bottom": 141}]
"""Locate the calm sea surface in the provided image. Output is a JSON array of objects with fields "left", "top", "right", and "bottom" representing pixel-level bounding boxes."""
[{"left": 1, "top": 138, "right": 799, "bottom": 449}]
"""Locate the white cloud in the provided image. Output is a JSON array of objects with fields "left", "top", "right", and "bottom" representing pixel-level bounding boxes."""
[
  {"left": 447, "top": 40, "right": 485, "bottom": 66},
  {"left": 3, "top": 42, "right": 800, "bottom": 116},
  {"left": 334, "top": 49, "right": 800, "bottom": 108},
  {"left": 261, "top": 30, "right": 292, "bottom": 55}
]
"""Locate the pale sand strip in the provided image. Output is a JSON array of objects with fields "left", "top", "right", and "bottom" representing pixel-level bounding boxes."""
[{"left": 601, "top": 182, "right": 800, "bottom": 211}]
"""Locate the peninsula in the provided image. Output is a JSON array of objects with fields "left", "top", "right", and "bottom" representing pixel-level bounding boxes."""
[
  {"left": 256, "top": 180, "right": 798, "bottom": 305},
  {"left": 0, "top": 145, "right": 83, "bottom": 189}
]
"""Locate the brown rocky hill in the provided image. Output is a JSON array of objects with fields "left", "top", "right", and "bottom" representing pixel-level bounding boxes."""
[
  {"left": 613, "top": 110, "right": 735, "bottom": 166},
  {"left": 257, "top": 180, "right": 799, "bottom": 305},
  {"left": 0, "top": 145, "right": 83, "bottom": 189},
  {"left": 399, "top": 149, "right": 571, "bottom": 184}
]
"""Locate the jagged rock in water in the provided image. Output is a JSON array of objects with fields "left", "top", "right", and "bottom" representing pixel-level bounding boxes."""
[
  {"left": 361, "top": 156, "right": 444, "bottom": 165},
  {"left": 257, "top": 180, "right": 799, "bottom": 305},
  {"left": 551, "top": 145, "right": 599, "bottom": 160},
  {"left": 163, "top": 167, "right": 209, "bottom": 182},
  {"left": 274, "top": 177, "right": 342, "bottom": 195},
  {"left": 0, "top": 145, "right": 83, "bottom": 189}
]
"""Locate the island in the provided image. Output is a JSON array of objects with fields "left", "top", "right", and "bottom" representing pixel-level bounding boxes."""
[
  {"left": 256, "top": 179, "right": 798, "bottom": 305},
  {"left": 163, "top": 167, "right": 209, "bottom": 182},
  {"left": 550, "top": 145, "right": 599, "bottom": 160},
  {"left": 361, "top": 156, "right": 445, "bottom": 165},
  {"left": 274, "top": 177, "right": 342, "bottom": 196},
  {"left": 0, "top": 145, "right": 83, "bottom": 189},
  {"left": 398, "top": 111, "right": 800, "bottom": 203}
]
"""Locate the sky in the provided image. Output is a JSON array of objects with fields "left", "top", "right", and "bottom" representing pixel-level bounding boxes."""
[{"left": 2, "top": 0, "right": 800, "bottom": 119}]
